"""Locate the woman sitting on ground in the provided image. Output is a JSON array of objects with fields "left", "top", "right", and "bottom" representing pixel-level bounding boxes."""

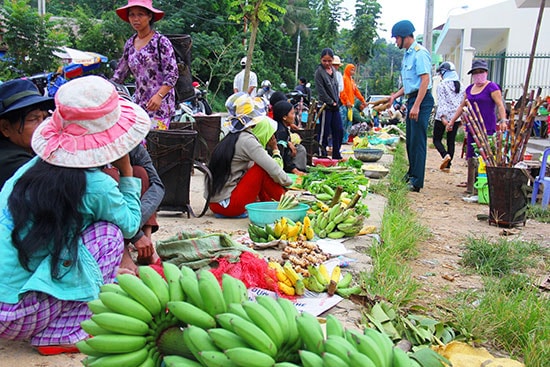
[
  {"left": 0, "top": 75, "right": 149, "bottom": 355},
  {"left": 207, "top": 93, "right": 292, "bottom": 218}
]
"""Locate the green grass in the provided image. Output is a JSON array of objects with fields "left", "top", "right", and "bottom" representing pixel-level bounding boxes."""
[
  {"left": 461, "top": 236, "right": 547, "bottom": 276},
  {"left": 360, "top": 143, "right": 426, "bottom": 306},
  {"left": 527, "top": 204, "right": 550, "bottom": 223},
  {"left": 360, "top": 142, "right": 550, "bottom": 365}
]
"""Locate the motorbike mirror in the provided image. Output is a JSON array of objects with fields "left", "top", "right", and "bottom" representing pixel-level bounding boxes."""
[
  {"left": 306, "top": 82, "right": 311, "bottom": 88},
  {"left": 280, "top": 82, "right": 287, "bottom": 89},
  {"left": 108, "top": 60, "right": 118, "bottom": 69}
]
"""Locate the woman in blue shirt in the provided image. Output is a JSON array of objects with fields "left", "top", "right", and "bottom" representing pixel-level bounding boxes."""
[{"left": 0, "top": 76, "right": 150, "bottom": 355}]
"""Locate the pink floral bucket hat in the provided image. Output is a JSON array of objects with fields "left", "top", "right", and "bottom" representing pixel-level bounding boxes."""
[
  {"left": 32, "top": 75, "right": 151, "bottom": 168},
  {"left": 116, "top": 0, "right": 165, "bottom": 23}
]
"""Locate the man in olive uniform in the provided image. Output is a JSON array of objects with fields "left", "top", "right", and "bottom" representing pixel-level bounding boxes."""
[{"left": 389, "top": 20, "right": 434, "bottom": 192}]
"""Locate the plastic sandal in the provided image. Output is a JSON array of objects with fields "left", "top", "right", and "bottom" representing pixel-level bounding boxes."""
[{"left": 36, "top": 345, "right": 80, "bottom": 355}]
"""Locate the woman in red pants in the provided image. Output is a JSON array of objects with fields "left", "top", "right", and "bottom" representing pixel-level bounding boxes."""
[{"left": 208, "top": 93, "right": 293, "bottom": 218}]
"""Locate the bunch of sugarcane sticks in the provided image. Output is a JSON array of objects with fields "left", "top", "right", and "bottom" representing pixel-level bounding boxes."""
[
  {"left": 305, "top": 98, "right": 327, "bottom": 130},
  {"left": 460, "top": 90, "right": 546, "bottom": 167}
]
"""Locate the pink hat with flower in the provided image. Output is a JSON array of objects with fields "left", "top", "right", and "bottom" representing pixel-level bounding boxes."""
[
  {"left": 32, "top": 75, "right": 151, "bottom": 168},
  {"left": 116, "top": 0, "right": 165, "bottom": 23}
]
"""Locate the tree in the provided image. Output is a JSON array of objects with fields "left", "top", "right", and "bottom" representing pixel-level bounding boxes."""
[
  {"left": 312, "top": 0, "right": 346, "bottom": 47},
  {"left": 348, "top": 0, "right": 381, "bottom": 64},
  {"left": 228, "top": 0, "right": 285, "bottom": 92},
  {"left": 0, "top": 0, "right": 60, "bottom": 75}
]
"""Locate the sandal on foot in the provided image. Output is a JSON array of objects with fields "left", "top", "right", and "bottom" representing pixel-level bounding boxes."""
[
  {"left": 36, "top": 345, "right": 80, "bottom": 355},
  {"left": 440, "top": 154, "right": 451, "bottom": 170},
  {"left": 456, "top": 182, "right": 467, "bottom": 188}
]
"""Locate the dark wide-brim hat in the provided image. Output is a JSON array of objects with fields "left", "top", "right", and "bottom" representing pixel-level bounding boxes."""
[
  {"left": 468, "top": 59, "right": 489, "bottom": 74},
  {"left": 116, "top": 0, "right": 165, "bottom": 23},
  {"left": 0, "top": 79, "right": 54, "bottom": 118}
]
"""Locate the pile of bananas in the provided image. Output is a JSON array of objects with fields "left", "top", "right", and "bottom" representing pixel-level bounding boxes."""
[
  {"left": 310, "top": 202, "right": 365, "bottom": 239},
  {"left": 280, "top": 239, "right": 330, "bottom": 276},
  {"left": 268, "top": 261, "right": 305, "bottom": 296},
  {"left": 248, "top": 216, "right": 314, "bottom": 243},
  {"left": 302, "top": 263, "right": 361, "bottom": 298},
  {"left": 79, "top": 264, "right": 426, "bottom": 367}
]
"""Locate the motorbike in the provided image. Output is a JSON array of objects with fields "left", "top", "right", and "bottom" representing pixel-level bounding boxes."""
[
  {"left": 174, "top": 87, "right": 213, "bottom": 121},
  {"left": 286, "top": 89, "right": 310, "bottom": 127}
]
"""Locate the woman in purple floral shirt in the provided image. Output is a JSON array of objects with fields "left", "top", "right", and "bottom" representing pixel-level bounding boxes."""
[{"left": 112, "top": 0, "right": 178, "bottom": 130}]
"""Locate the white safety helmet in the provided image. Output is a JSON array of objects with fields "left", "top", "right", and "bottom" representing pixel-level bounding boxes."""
[
  {"left": 261, "top": 80, "right": 271, "bottom": 88},
  {"left": 240, "top": 57, "right": 247, "bottom": 66}
]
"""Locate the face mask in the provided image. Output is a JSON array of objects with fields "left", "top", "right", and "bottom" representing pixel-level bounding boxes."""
[{"left": 472, "top": 72, "right": 488, "bottom": 86}]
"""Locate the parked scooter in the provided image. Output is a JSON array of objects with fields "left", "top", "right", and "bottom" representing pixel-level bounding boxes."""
[
  {"left": 286, "top": 89, "right": 310, "bottom": 127},
  {"left": 177, "top": 82, "right": 213, "bottom": 116}
]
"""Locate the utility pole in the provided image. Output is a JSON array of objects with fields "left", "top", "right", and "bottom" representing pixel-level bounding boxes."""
[
  {"left": 38, "top": 0, "right": 46, "bottom": 15},
  {"left": 423, "top": 0, "right": 434, "bottom": 55},
  {"left": 294, "top": 30, "right": 301, "bottom": 83}
]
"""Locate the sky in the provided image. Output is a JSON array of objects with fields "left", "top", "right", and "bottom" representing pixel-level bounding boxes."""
[{"left": 341, "top": 0, "right": 507, "bottom": 40}]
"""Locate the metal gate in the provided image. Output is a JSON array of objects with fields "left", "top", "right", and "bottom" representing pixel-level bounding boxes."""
[{"left": 475, "top": 52, "right": 550, "bottom": 100}]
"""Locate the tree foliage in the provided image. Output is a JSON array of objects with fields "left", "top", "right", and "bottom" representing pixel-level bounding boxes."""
[{"left": 0, "top": 0, "right": 400, "bottom": 106}]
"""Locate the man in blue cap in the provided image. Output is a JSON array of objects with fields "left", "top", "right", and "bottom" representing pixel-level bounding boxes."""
[{"left": 389, "top": 20, "right": 434, "bottom": 192}]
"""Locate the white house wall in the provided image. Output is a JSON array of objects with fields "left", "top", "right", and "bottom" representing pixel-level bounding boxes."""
[{"left": 435, "top": 0, "right": 550, "bottom": 98}]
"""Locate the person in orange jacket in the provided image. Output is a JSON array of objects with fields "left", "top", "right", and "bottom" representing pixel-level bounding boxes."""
[{"left": 340, "top": 64, "right": 366, "bottom": 143}]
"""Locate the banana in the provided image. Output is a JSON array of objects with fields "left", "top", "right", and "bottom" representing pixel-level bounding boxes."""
[
  {"left": 91, "top": 312, "right": 150, "bottom": 336},
  {"left": 180, "top": 266, "right": 204, "bottom": 309},
  {"left": 348, "top": 350, "right": 377, "bottom": 367},
  {"left": 278, "top": 281, "right": 295, "bottom": 296},
  {"left": 221, "top": 273, "right": 247, "bottom": 306},
  {"left": 80, "top": 319, "right": 112, "bottom": 336},
  {"left": 163, "top": 262, "right": 185, "bottom": 302},
  {"left": 225, "top": 347, "right": 276, "bottom": 367},
  {"left": 85, "top": 334, "right": 147, "bottom": 354},
  {"left": 294, "top": 278, "right": 305, "bottom": 296},
  {"left": 87, "top": 299, "right": 111, "bottom": 314},
  {"left": 273, "top": 363, "right": 301, "bottom": 367},
  {"left": 138, "top": 356, "right": 155, "bottom": 367},
  {"left": 198, "top": 269, "right": 227, "bottom": 316},
  {"left": 182, "top": 325, "right": 220, "bottom": 364},
  {"left": 208, "top": 328, "right": 249, "bottom": 350},
  {"left": 303, "top": 275, "right": 326, "bottom": 293},
  {"left": 325, "top": 314, "right": 345, "bottom": 338},
  {"left": 76, "top": 340, "right": 107, "bottom": 357},
  {"left": 324, "top": 335, "right": 356, "bottom": 364},
  {"left": 87, "top": 347, "right": 149, "bottom": 367},
  {"left": 139, "top": 265, "right": 170, "bottom": 307},
  {"left": 336, "top": 285, "right": 362, "bottom": 298},
  {"left": 350, "top": 331, "right": 387, "bottom": 367},
  {"left": 98, "top": 291, "right": 153, "bottom": 324},
  {"left": 100, "top": 283, "right": 129, "bottom": 297},
  {"left": 308, "top": 265, "right": 328, "bottom": 287},
  {"left": 116, "top": 273, "right": 162, "bottom": 316},
  {"left": 327, "top": 266, "right": 341, "bottom": 296},
  {"left": 283, "top": 261, "right": 302, "bottom": 286},
  {"left": 215, "top": 313, "right": 237, "bottom": 332},
  {"left": 296, "top": 312, "right": 325, "bottom": 355},
  {"left": 229, "top": 314, "right": 278, "bottom": 358},
  {"left": 299, "top": 350, "right": 323, "bottom": 367},
  {"left": 322, "top": 351, "right": 347, "bottom": 367},
  {"left": 363, "top": 327, "right": 394, "bottom": 367},
  {"left": 227, "top": 303, "right": 252, "bottom": 322},
  {"left": 327, "top": 231, "right": 345, "bottom": 239},
  {"left": 318, "top": 263, "right": 330, "bottom": 284},
  {"left": 242, "top": 300, "right": 284, "bottom": 348},
  {"left": 276, "top": 297, "right": 300, "bottom": 347},
  {"left": 163, "top": 355, "right": 203, "bottom": 367},
  {"left": 167, "top": 301, "right": 217, "bottom": 329},
  {"left": 199, "top": 350, "right": 236, "bottom": 367},
  {"left": 255, "top": 295, "right": 288, "bottom": 342},
  {"left": 392, "top": 346, "right": 413, "bottom": 367},
  {"left": 337, "top": 272, "right": 353, "bottom": 289}
]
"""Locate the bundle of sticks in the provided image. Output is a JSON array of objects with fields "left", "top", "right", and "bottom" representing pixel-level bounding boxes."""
[
  {"left": 305, "top": 98, "right": 326, "bottom": 130},
  {"left": 460, "top": 91, "right": 546, "bottom": 167}
]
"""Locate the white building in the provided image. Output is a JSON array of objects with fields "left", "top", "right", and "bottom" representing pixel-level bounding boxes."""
[{"left": 434, "top": 0, "right": 550, "bottom": 100}]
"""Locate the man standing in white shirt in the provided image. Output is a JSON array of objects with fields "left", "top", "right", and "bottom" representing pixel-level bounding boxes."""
[
  {"left": 233, "top": 57, "right": 258, "bottom": 97},
  {"left": 332, "top": 55, "right": 344, "bottom": 93}
]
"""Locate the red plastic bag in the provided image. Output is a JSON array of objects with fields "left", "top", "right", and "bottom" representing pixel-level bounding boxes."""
[{"left": 211, "top": 252, "right": 280, "bottom": 293}]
